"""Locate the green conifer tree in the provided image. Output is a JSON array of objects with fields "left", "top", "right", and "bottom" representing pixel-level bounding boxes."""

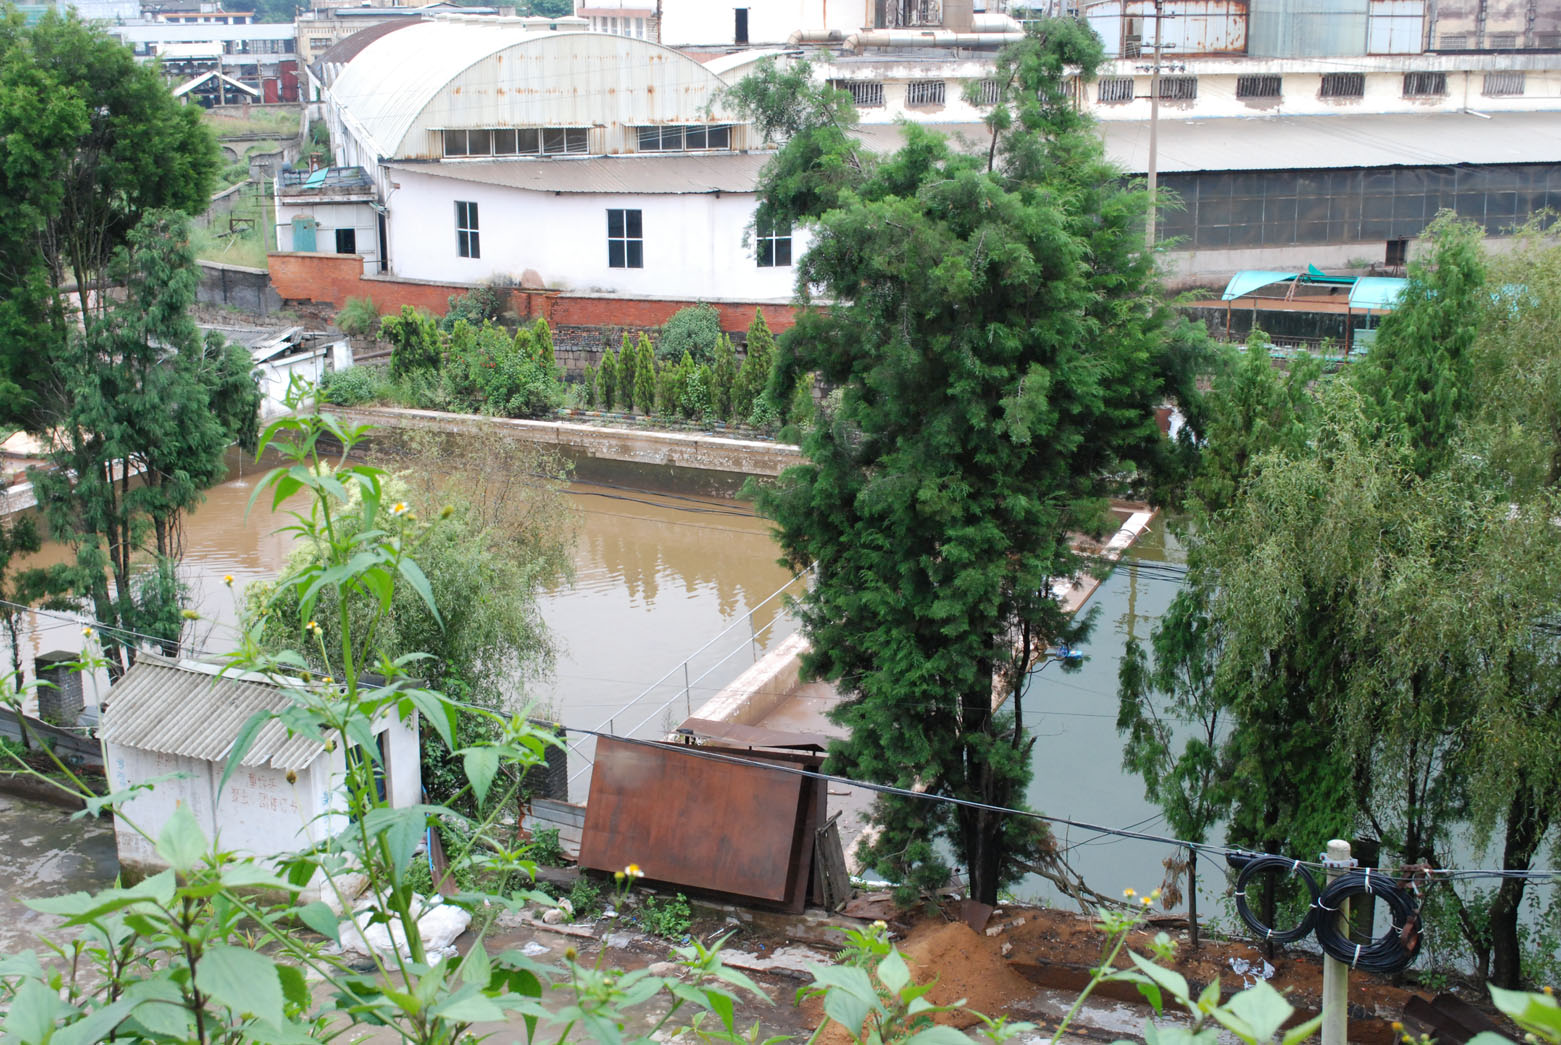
[
  {"left": 735, "top": 309, "right": 775, "bottom": 420},
  {"left": 635, "top": 334, "right": 657, "bottom": 414},
  {"left": 616, "top": 333, "right": 637, "bottom": 412},
  {"left": 532, "top": 317, "right": 556, "bottom": 370},
  {"left": 582, "top": 363, "right": 597, "bottom": 408},
  {"left": 596, "top": 341, "right": 618, "bottom": 410},
  {"left": 712, "top": 333, "right": 737, "bottom": 420}
]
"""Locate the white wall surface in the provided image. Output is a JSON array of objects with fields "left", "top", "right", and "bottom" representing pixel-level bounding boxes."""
[
  {"left": 275, "top": 198, "right": 380, "bottom": 274},
  {"left": 106, "top": 712, "right": 419, "bottom": 900},
  {"left": 387, "top": 168, "right": 803, "bottom": 301},
  {"left": 652, "top": 0, "right": 872, "bottom": 45}
]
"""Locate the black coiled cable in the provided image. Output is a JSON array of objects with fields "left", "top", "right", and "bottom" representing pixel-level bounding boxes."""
[
  {"left": 1313, "top": 868, "right": 1422, "bottom": 974},
  {"left": 1231, "top": 854, "right": 1322, "bottom": 944}
]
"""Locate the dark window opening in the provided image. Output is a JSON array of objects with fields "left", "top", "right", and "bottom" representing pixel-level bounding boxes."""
[
  {"left": 1320, "top": 72, "right": 1365, "bottom": 98},
  {"left": 1404, "top": 72, "right": 1447, "bottom": 97},
  {"left": 1386, "top": 239, "right": 1408, "bottom": 267},
  {"left": 335, "top": 227, "right": 356, "bottom": 254},
  {"left": 1236, "top": 75, "right": 1282, "bottom": 99},
  {"left": 1157, "top": 76, "right": 1198, "bottom": 100},
  {"left": 757, "top": 216, "right": 791, "bottom": 268},
  {"left": 456, "top": 200, "right": 479, "bottom": 259},
  {"left": 734, "top": 7, "right": 747, "bottom": 44},
  {"left": 607, "top": 208, "right": 643, "bottom": 269}
]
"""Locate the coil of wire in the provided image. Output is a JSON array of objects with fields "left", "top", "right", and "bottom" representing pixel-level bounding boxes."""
[
  {"left": 1312, "top": 868, "right": 1422, "bottom": 974},
  {"left": 1231, "top": 854, "right": 1322, "bottom": 944}
]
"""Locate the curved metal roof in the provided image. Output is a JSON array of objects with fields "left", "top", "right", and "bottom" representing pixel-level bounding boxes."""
[{"left": 330, "top": 20, "right": 737, "bottom": 159}]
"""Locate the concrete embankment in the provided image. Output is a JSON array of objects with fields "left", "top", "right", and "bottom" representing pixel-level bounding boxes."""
[{"left": 321, "top": 406, "right": 802, "bottom": 480}]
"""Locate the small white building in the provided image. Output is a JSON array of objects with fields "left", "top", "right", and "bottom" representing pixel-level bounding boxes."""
[
  {"left": 307, "top": 17, "right": 805, "bottom": 299},
  {"left": 101, "top": 656, "right": 420, "bottom": 897}
]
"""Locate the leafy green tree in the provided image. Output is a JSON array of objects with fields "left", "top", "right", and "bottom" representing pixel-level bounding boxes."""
[
  {"left": 0, "top": 514, "right": 43, "bottom": 689},
  {"left": 712, "top": 333, "right": 737, "bottom": 421},
  {"left": 733, "top": 309, "right": 775, "bottom": 422},
  {"left": 1351, "top": 213, "right": 1487, "bottom": 478},
  {"left": 742, "top": 22, "right": 1204, "bottom": 905},
  {"left": 381, "top": 306, "right": 442, "bottom": 380},
  {"left": 531, "top": 316, "right": 556, "bottom": 371},
  {"left": 616, "top": 333, "right": 638, "bottom": 411},
  {"left": 634, "top": 334, "right": 657, "bottom": 415},
  {"left": 0, "top": 9, "right": 219, "bottom": 427},
  {"left": 657, "top": 303, "right": 722, "bottom": 365},
  {"left": 582, "top": 363, "right": 598, "bottom": 408},
  {"left": 597, "top": 339, "right": 619, "bottom": 411},
  {"left": 27, "top": 213, "right": 259, "bottom": 678}
]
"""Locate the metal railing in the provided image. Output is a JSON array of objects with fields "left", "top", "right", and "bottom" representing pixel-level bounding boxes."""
[{"left": 563, "top": 567, "right": 813, "bottom": 790}]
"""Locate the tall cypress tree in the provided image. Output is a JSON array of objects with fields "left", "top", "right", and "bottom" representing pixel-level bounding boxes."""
[
  {"left": 734, "top": 28, "right": 1202, "bottom": 904},
  {"left": 712, "top": 333, "right": 737, "bottom": 421},
  {"left": 616, "top": 333, "right": 637, "bottom": 413},
  {"left": 635, "top": 333, "right": 657, "bottom": 415},
  {"left": 596, "top": 340, "right": 618, "bottom": 411}
]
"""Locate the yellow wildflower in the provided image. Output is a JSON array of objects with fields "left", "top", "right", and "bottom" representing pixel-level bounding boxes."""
[
  {"left": 624, "top": 863, "right": 645, "bottom": 878},
  {"left": 223, "top": 574, "right": 234, "bottom": 586},
  {"left": 1123, "top": 888, "right": 1137, "bottom": 898},
  {"left": 81, "top": 625, "right": 94, "bottom": 638},
  {"left": 391, "top": 501, "right": 410, "bottom": 517}
]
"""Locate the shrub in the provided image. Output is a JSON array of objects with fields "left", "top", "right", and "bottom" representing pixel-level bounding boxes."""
[
  {"left": 317, "top": 363, "right": 391, "bottom": 406},
  {"left": 634, "top": 333, "right": 657, "bottom": 414},
  {"left": 380, "top": 305, "right": 441, "bottom": 379},
  {"left": 334, "top": 296, "right": 381, "bottom": 337},
  {"left": 640, "top": 892, "right": 692, "bottom": 939},
  {"left": 442, "top": 282, "right": 513, "bottom": 331},
  {"left": 658, "top": 303, "right": 722, "bottom": 365},
  {"left": 596, "top": 340, "right": 619, "bottom": 410}
]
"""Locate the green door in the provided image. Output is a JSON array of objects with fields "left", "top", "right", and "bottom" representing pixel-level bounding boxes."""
[{"left": 291, "top": 215, "right": 317, "bottom": 252}]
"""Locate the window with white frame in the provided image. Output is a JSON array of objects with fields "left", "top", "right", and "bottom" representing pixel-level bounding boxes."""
[
  {"left": 455, "top": 200, "right": 479, "bottom": 259},
  {"left": 607, "top": 208, "right": 642, "bottom": 268},
  {"left": 756, "top": 215, "right": 791, "bottom": 268},
  {"left": 634, "top": 124, "right": 732, "bottom": 151},
  {"left": 905, "top": 80, "right": 945, "bottom": 106},
  {"left": 443, "top": 127, "right": 589, "bottom": 157}
]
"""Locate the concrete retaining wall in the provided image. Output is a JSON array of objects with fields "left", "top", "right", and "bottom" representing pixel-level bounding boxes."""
[
  {"left": 198, "top": 261, "right": 283, "bottom": 315},
  {"left": 327, "top": 405, "right": 801, "bottom": 478},
  {"left": 683, "top": 633, "right": 808, "bottom": 728}
]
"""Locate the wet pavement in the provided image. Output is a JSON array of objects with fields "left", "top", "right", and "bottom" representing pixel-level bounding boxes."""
[{"left": 0, "top": 791, "right": 119, "bottom": 957}]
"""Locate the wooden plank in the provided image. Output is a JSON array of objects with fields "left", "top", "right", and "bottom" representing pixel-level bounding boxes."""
[{"left": 813, "top": 813, "right": 850, "bottom": 911}]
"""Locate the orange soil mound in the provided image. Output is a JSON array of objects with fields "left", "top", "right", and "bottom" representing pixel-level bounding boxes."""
[{"left": 900, "top": 920, "right": 1038, "bottom": 1028}]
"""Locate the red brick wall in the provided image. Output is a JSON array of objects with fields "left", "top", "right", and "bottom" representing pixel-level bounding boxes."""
[{"left": 267, "top": 252, "right": 800, "bottom": 333}]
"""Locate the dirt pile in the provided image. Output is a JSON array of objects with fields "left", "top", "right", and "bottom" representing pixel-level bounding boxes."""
[{"left": 900, "top": 920, "right": 1038, "bottom": 1027}]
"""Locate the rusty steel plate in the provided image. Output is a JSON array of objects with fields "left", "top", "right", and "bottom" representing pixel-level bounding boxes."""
[{"left": 578, "top": 738, "right": 808, "bottom": 903}]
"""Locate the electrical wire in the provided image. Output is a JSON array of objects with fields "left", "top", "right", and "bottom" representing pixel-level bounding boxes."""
[
  {"left": 561, "top": 724, "right": 1561, "bottom": 884},
  {"left": 1312, "top": 869, "right": 1423, "bottom": 974},
  {"left": 1229, "top": 853, "right": 1321, "bottom": 944}
]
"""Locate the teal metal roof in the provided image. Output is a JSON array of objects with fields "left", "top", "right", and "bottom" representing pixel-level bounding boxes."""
[
  {"left": 1348, "top": 277, "right": 1407, "bottom": 311},
  {"left": 1222, "top": 270, "right": 1298, "bottom": 300}
]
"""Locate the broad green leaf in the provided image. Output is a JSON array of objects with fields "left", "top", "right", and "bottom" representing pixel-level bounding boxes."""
[
  {"left": 277, "top": 963, "right": 311, "bottom": 1012},
  {"left": 1214, "top": 980, "right": 1293, "bottom": 1044},
  {"left": 462, "top": 748, "right": 500, "bottom": 808},
  {"left": 1281, "top": 1013, "right": 1325, "bottom": 1045},
  {"left": 902, "top": 1027, "right": 979, "bottom": 1045},
  {"left": 460, "top": 941, "right": 492, "bottom": 987},
  {"left": 296, "top": 901, "right": 341, "bottom": 943},
  {"left": 196, "top": 944, "right": 285, "bottom": 1028},
  {"left": 220, "top": 709, "right": 274, "bottom": 798},
  {"left": 1198, "top": 976, "right": 1222, "bottom": 1014},
  {"left": 822, "top": 987, "right": 871, "bottom": 1040},
  {"left": 220, "top": 863, "right": 292, "bottom": 891},
  {"left": 1489, "top": 986, "right": 1561, "bottom": 1042},
  {"left": 705, "top": 988, "right": 736, "bottom": 1032},
  {"left": 403, "top": 688, "right": 457, "bottom": 752},
  {"left": 1128, "top": 952, "right": 1193, "bottom": 1009},
  {"left": 396, "top": 555, "right": 443, "bottom": 626},
  {"left": 877, "top": 948, "right": 910, "bottom": 993},
  {"left": 1464, "top": 1034, "right": 1518, "bottom": 1045},
  {"left": 3, "top": 977, "right": 66, "bottom": 1043},
  {"left": 155, "top": 805, "right": 207, "bottom": 873},
  {"left": 431, "top": 987, "right": 505, "bottom": 1024}
]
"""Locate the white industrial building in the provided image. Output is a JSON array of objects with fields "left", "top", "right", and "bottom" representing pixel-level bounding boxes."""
[
  {"left": 288, "top": 17, "right": 805, "bottom": 299},
  {"left": 101, "top": 656, "right": 420, "bottom": 897}
]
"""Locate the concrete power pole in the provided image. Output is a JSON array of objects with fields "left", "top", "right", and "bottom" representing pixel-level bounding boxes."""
[
  {"left": 1144, "top": 0, "right": 1163, "bottom": 251},
  {"left": 1321, "top": 839, "right": 1355, "bottom": 1045}
]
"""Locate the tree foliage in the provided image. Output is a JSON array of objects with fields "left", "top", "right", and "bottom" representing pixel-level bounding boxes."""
[
  {"left": 0, "top": 8, "right": 219, "bottom": 427},
  {"left": 741, "top": 23, "right": 1205, "bottom": 904},
  {"left": 27, "top": 213, "right": 259, "bottom": 678},
  {"left": 657, "top": 303, "right": 722, "bottom": 365}
]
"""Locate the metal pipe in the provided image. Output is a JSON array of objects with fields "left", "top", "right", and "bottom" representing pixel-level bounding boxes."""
[
  {"left": 841, "top": 28, "right": 1023, "bottom": 50},
  {"left": 786, "top": 28, "right": 846, "bottom": 44}
]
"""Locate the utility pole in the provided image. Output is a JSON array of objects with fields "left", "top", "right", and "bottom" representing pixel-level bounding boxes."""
[
  {"left": 1321, "top": 839, "right": 1355, "bottom": 1045},
  {"left": 1144, "top": 0, "right": 1163, "bottom": 251}
]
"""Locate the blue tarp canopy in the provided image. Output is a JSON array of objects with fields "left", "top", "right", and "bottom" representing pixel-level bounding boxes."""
[
  {"left": 1221, "top": 271, "right": 1299, "bottom": 301},
  {"left": 1348, "top": 277, "right": 1407, "bottom": 311}
]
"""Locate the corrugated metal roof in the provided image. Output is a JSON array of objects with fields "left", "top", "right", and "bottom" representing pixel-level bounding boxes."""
[
  {"left": 388, "top": 151, "right": 771, "bottom": 193},
  {"left": 101, "top": 655, "right": 331, "bottom": 772},
  {"left": 331, "top": 21, "right": 735, "bottom": 160}
]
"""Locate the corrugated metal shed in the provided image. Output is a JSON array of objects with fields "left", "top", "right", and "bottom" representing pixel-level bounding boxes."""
[
  {"left": 1247, "top": 0, "right": 1368, "bottom": 57},
  {"left": 388, "top": 151, "right": 769, "bottom": 193},
  {"left": 330, "top": 20, "right": 736, "bottom": 160},
  {"left": 101, "top": 655, "right": 329, "bottom": 772}
]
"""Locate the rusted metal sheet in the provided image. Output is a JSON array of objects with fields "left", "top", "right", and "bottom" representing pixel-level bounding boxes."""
[
  {"left": 1086, "top": 0, "right": 1248, "bottom": 58},
  {"left": 578, "top": 737, "right": 825, "bottom": 910}
]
